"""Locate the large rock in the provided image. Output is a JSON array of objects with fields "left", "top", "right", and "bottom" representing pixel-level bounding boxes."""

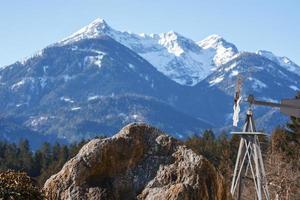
[{"left": 43, "top": 123, "right": 227, "bottom": 199}]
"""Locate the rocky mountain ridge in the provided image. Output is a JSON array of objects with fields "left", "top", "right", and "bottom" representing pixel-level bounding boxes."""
[{"left": 60, "top": 18, "right": 239, "bottom": 86}]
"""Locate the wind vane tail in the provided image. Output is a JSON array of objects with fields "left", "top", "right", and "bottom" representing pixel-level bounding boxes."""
[{"left": 233, "top": 75, "right": 243, "bottom": 127}]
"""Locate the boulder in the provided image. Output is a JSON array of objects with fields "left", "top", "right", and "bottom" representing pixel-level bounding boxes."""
[{"left": 43, "top": 123, "right": 227, "bottom": 199}]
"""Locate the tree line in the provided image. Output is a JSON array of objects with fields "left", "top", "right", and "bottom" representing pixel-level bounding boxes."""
[{"left": 0, "top": 139, "right": 86, "bottom": 186}]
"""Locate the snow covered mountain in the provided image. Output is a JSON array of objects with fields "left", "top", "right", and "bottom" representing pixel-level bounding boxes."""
[
  {"left": 60, "top": 18, "right": 239, "bottom": 86},
  {"left": 0, "top": 18, "right": 299, "bottom": 147},
  {"left": 0, "top": 35, "right": 218, "bottom": 144}
]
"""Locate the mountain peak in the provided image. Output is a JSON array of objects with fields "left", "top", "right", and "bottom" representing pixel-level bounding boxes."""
[
  {"left": 60, "top": 18, "right": 112, "bottom": 44},
  {"left": 206, "top": 34, "right": 223, "bottom": 40},
  {"left": 159, "top": 31, "right": 184, "bottom": 41},
  {"left": 257, "top": 50, "right": 300, "bottom": 76},
  {"left": 197, "top": 34, "right": 238, "bottom": 66},
  {"left": 256, "top": 50, "right": 276, "bottom": 59},
  {"left": 166, "top": 30, "right": 180, "bottom": 36},
  {"left": 198, "top": 34, "right": 227, "bottom": 49},
  {"left": 158, "top": 31, "right": 199, "bottom": 57},
  {"left": 88, "top": 18, "right": 109, "bottom": 30}
]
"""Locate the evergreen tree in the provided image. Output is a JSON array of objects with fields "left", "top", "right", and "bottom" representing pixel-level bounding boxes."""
[
  {"left": 3, "top": 143, "right": 18, "bottom": 170},
  {"left": 18, "top": 139, "right": 33, "bottom": 175},
  {"left": 39, "top": 142, "right": 52, "bottom": 171},
  {"left": 32, "top": 151, "right": 43, "bottom": 177}
]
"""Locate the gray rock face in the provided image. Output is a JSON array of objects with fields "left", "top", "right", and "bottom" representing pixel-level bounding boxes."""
[{"left": 43, "top": 123, "right": 227, "bottom": 200}]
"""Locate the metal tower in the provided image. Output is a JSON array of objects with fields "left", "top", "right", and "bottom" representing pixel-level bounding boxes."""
[
  {"left": 230, "top": 73, "right": 300, "bottom": 199},
  {"left": 230, "top": 108, "right": 270, "bottom": 200}
]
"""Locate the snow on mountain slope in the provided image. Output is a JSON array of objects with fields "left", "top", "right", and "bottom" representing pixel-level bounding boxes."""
[
  {"left": 60, "top": 18, "right": 239, "bottom": 86},
  {"left": 203, "top": 52, "right": 300, "bottom": 131},
  {"left": 0, "top": 35, "right": 215, "bottom": 142},
  {"left": 197, "top": 34, "right": 238, "bottom": 67},
  {"left": 205, "top": 52, "right": 300, "bottom": 97},
  {"left": 257, "top": 50, "right": 300, "bottom": 76}
]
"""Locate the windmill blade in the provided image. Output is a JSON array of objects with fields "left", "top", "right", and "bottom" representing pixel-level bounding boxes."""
[
  {"left": 280, "top": 107, "right": 300, "bottom": 118},
  {"left": 280, "top": 99, "right": 300, "bottom": 118},
  {"left": 281, "top": 98, "right": 300, "bottom": 108},
  {"left": 248, "top": 95, "right": 300, "bottom": 118}
]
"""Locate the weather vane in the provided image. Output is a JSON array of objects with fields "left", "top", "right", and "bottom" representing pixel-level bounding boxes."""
[{"left": 230, "top": 74, "right": 300, "bottom": 200}]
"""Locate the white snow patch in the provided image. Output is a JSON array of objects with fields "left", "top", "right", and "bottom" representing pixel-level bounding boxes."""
[
  {"left": 89, "top": 49, "right": 106, "bottom": 55},
  {"left": 30, "top": 116, "right": 48, "bottom": 127},
  {"left": 158, "top": 31, "right": 184, "bottom": 56},
  {"left": 71, "top": 46, "right": 78, "bottom": 51},
  {"left": 60, "top": 97, "right": 75, "bottom": 103},
  {"left": 39, "top": 77, "right": 47, "bottom": 88},
  {"left": 11, "top": 79, "right": 26, "bottom": 90},
  {"left": 63, "top": 75, "right": 75, "bottom": 82},
  {"left": 209, "top": 76, "right": 224, "bottom": 86},
  {"left": 289, "top": 85, "right": 299, "bottom": 91},
  {"left": 88, "top": 95, "right": 100, "bottom": 101},
  {"left": 249, "top": 78, "right": 267, "bottom": 90},
  {"left": 230, "top": 70, "right": 239, "bottom": 77},
  {"left": 128, "top": 63, "right": 135, "bottom": 70},
  {"left": 224, "top": 63, "right": 238, "bottom": 72},
  {"left": 43, "top": 65, "right": 49, "bottom": 73},
  {"left": 11, "top": 78, "right": 35, "bottom": 90},
  {"left": 84, "top": 54, "right": 105, "bottom": 68},
  {"left": 71, "top": 107, "right": 81, "bottom": 111},
  {"left": 151, "top": 82, "right": 154, "bottom": 88}
]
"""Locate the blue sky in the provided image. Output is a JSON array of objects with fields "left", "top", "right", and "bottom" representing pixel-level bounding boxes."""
[{"left": 1, "top": 0, "right": 299, "bottom": 66}]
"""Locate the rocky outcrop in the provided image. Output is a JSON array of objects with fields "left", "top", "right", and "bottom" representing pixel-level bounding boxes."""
[{"left": 43, "top": 123, "right": 228, "bottom": 200}]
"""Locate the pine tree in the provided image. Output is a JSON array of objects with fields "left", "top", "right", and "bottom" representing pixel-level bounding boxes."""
[
  {"left": 32, "top": 151, "right": 43, "bottom": 177},
  {"left": 3, "top": 143, "right": 18, "bottom": 170},
  {"left": 18, "top": 139, "right": 33, "bottom": 175},
  {"left": 39, "top": 142, "right": 52, "bottom": 170}
]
